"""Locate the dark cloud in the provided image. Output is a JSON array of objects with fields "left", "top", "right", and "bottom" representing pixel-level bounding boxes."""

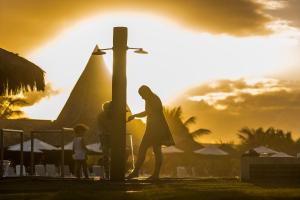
[
  {"left": 266, "top": 0, "right": 300, "bottom": 29},
  {"left": 0, "top": 0, "right": 272, "bottom": 54},
  {"left": 172, "top": 79, "right": 300, "bottom": 142}
]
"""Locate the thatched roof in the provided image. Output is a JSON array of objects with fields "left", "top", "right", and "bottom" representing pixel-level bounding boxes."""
[{"left": 0, "top": 48, "right": 45, "bottom": 95}]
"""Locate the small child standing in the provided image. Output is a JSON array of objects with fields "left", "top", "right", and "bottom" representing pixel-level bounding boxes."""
[{"left": 73, "top": 124, "right": 89, "bottom": 179}]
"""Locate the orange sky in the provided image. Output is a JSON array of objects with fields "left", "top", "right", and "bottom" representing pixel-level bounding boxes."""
[{"left": 0, "top": 0, "right": 277, "bottom": 53}]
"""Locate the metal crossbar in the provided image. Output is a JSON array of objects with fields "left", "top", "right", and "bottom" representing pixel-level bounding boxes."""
[
  {"left": 0, "top": 129, "right": 24, "bottom": 178},
  {"left": 0, "top": 128, "right": 74, "bottom": 178},
  {"left": 30, "top": 128, "right": 73, "bottom": 177}
]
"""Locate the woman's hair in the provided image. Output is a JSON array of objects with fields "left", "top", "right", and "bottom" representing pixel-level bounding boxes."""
[
  {"left": 74, "top": 123, "right": 89, "bottom": 136},
  {"left": 138, "top": 85, "right": 152, "bottom": 97}
]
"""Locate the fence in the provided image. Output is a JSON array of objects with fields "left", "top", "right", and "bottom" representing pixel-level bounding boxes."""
[
  {"left": 0, "top": 129, "right": 24, "bottom": 178},
  {"left": 241, "top": 156, "right": 300, "bottom": 182},
  {"left": 0, "top": 127, "right": 73, "bottom": 178}
]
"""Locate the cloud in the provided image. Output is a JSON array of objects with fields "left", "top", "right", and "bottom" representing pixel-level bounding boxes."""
[
  {"left": 21, "top": 83, "right": 60, "bottom": 106},
  {"left": 0, "top": 0, "right": 273, "bottom": 54},
  {"left": 265, "top": 0, "right": 300, "bottom": 29},
  {"left": 172, "top": 78, "right": 300, "bottom": 142}
]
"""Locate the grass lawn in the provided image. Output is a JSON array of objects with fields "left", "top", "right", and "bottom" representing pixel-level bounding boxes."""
[{"left": 1, "top": 178, "right": 300, "bottom": 200}]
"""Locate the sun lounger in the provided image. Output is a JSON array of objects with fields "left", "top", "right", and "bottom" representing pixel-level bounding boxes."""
[
  {"left": 16, "top": 165, "right": 26, "bottom": 176},
  {"left": 46, "top": 164, "right": 58, "bottom": 177},
  {"left": 176, "top": 166, "right": 188, "bottom": 178},
  {"left": 4, "top": 166, "right": 16, "bottom": 177},
  {"left": 63, "top": 165, "right": 72, "bottom": 177},
  {"left": 35, "top": 164, "right": 46, "bottom": 176}
]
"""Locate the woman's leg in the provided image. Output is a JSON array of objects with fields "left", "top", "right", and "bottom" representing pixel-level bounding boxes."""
[
  {"left": 152, "top": 144, "right": 162, "bottom": 178},
  {"left": 127, "top": 140, "right": 150, "bottom": 178}
]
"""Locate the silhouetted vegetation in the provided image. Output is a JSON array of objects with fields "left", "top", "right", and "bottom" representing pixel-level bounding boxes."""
[
  {"left": 0, "top": 96, "right": 28, "bottom": 119},
  {"left": 164, "top": 106, "right": 210, "bottom": 152},
  {"left": 237, "top": 127, "right": 300, "bottom": 155}
]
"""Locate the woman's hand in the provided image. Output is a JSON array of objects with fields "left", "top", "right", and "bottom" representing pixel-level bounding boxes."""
[{"left": 127, "top": 115, "right": 135, "bottom": 122}]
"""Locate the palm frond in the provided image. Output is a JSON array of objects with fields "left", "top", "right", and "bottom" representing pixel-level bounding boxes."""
[
  {"left": 190, "top": 128, "right": 211, "bottom": 138},
  {"left": 184, "top": 116, "right": 196, "bottom": 127}
]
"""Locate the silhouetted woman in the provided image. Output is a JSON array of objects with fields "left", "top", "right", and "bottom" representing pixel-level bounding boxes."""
[{"left": 127, "top": 85, "right": 174, "bottom": 180}]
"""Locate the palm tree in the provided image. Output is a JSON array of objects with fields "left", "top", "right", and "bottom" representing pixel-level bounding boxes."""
[
  {"left": 237, "top": 127, "right": 298, "bottom": 155},
  {"left": 164, "top": 106, "right": 210, "bottom": 152},
  {"left": 0, "top": 96, "right": 28, "bottom": 119}
]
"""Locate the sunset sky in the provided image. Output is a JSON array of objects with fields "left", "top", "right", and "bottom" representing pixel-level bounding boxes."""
[{"left": 1, "top": 0, "right": 300, "bottom": 142}]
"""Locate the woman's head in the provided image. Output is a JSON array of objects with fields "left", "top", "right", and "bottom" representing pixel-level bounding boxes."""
[
  {"left": 138, "top": 85, "right": 152, "bottom": 99},
  {"left": 74, "top": 123, "right": 89, "bottom": 137}
]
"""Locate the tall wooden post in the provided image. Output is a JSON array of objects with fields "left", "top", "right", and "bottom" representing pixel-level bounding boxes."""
[
  {"left": 30, "top": 132, "right": 34, "bottom": 176},
  {"left": 20, "top": 132, "right": 24, "bottom": 176},
  {"left": 110, "top": 27, "right": 128, "bottom": 181}
]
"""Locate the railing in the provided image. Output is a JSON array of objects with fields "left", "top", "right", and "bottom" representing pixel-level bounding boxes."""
[
  {"left": 29, "top": 128, "right": 73, "bottom": 178},
  {"left": 0, "top": 129, "right": 24, "bottom": 178},
  {"left": 0, "top": 127, "right": 73, "bottom": 178}
]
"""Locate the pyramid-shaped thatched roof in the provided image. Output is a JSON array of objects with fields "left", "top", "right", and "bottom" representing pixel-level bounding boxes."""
[{"left": 54, "top": 46, "right": 112, "bottom": 132}]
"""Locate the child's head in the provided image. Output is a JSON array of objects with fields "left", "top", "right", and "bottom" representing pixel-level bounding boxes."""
[
  {"left": 102, "top": 101, "right": 112, "bottom": 112},
  {"left": 74, "top": 123, "right": 89, "bottom": 137}
]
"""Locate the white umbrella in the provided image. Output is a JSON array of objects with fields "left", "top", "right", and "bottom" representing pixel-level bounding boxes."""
[
  {"left": 162, "top": 146, "right": 184, "bottom": 154},
  {"left": 248, "top": 146, "right": 278, "bottom": 154},
  {"left": 63, "top": 142, "right": 102, "bottom": 153},
  {"left": 8, "top": 138, "right": 58, "bottom": 153},
  {"left": 63, "top": 142, "right": 73, "bottom": 150},
  {"left": 86, "top": 143, "right": 102, "bottom": 153},
  {"left": 194, "top": 145, "right": 228, "bottom": 156},
  {"left": 270, "top": 152, "right": 293, "bottom": 157}
]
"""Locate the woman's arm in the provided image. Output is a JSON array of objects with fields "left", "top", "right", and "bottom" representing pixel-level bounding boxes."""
[
  {"left": 134, "top": 111, "right": 147, "bottom": 118},
  {"left": 127, "top": 111, "right": 146, "bottom": 122}
]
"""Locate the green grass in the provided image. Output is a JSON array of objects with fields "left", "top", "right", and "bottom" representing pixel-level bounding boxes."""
[{"left": 1, "top": 179, "right": 300, "bottom": 200}]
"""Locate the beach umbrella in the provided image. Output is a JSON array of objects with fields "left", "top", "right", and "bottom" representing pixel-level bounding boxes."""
[
  {"left": 194, "top": 145, "right": 229, "bottom": 156},
  {"left": 63, "top": 141, "right": 73, "bottom": 151},
  {"left": 7, "top": 138, "right": 58, "bottom": 153},
  {"left": 247, "top": 146, "right": 278, "bottom": 155},
  {"left": 86, "top": 143, "right": 102, "bottom": 153},
  {"left": 270, "top": 152, "right": 293, "bottom": 157},
  {"left": 63, "top": 141, "right": 103, "bottom": 153},
  {"left": 0, "top": 48, "right": 45, "bottom": 95},
  {"left": 162, "top": 146, "right": 184, "bottom": 154}
]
